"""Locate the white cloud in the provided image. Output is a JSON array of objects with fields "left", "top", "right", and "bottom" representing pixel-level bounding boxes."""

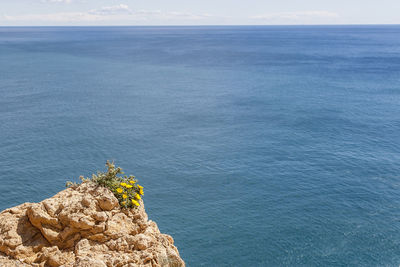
[
  {"left": 3, "top": 12, "right": 97, "bottom": 22},
  {"left": 1, "top": 4, "right": 337, "bottom": 25},
  {"left": 89, "top": 4, "right": 132, "bottom": 15},
  {"left": 1, "top": 4, "right": 214, "bottom": 24},
  {"left": 41, "top": 0, "right": 72, "bottom": 3},
  {"left": 253, "top": 11, "right": 339, "bottom": 22}
]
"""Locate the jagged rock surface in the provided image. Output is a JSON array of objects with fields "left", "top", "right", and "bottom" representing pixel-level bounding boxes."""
[{"left": 0, "top": 183, "right": 185, "bottom": 267}]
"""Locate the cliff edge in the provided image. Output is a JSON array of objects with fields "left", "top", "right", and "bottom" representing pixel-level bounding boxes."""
[{"left": 0, "top": 182, "right": 185, "bottom": 267}]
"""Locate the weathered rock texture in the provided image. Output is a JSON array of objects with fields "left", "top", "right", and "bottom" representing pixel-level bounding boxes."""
[{"left": 0, "top": 183, "right": 185, "bottom": 267}]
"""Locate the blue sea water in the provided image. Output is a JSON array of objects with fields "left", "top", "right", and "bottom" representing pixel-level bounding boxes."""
[{"left": 1, "top": 25, "right": 400, "bottom": 266}]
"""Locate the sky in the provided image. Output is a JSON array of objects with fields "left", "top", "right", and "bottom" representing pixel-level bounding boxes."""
[{"left": 0, "top": 0, "right": 399, "bottom": 26}]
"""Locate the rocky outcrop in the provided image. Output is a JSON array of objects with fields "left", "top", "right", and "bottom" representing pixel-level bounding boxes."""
[{"left": 0, "top": 183, "right": 185, "bottom": 267}]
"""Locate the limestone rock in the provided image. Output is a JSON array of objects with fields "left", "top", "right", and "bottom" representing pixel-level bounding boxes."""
[{"left": 0, "top": 182, "right": 185, "bottom": 267}]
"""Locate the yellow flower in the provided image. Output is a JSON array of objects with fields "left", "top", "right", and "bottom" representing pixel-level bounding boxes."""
[
  {"left": 135, "top": 194, "right": 141, "bottom": 200},
  {"left": 122, "top": 194, "right": 127, "bottom": 199},
  {"left": 120, "top": 182, "right": 127, "bottom": 187},
  {"left": 138, "top": 185, "right": 143, "bottom": 189},
  {"left": 116, "top": 188, "right": 123, "bottom": 193},
  {"left": 139, "top": 189, "right": 144, "bottom": 195},
  {"left": 126, "top": 185, "right": 133, "bottom": 189},
  {"left": 132, "top": 199, "right": 140, "bottom": 206},
  {"left": 129, "top": 180, "right": 135, "bottom": 184},
  {"left": 122, "top": 201, "right": 126, "bottom": 205}
]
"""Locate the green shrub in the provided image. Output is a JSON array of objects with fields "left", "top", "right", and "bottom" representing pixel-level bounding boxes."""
[{"left": 66, "top": 161, "right": 144, "bottom": 208}]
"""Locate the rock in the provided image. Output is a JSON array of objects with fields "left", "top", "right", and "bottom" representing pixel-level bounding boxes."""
[
  {"left": 0, "top": 252, "right": 32, "bottom": 267},
  {"left": 75, "top": 256, "right": 108, "bottom": 267},
  {"left": 0, "top": 182, "right": 185, "bottom": 267},
  {"left": 134, "top": 234, "right": 152, "bottom": 250}
]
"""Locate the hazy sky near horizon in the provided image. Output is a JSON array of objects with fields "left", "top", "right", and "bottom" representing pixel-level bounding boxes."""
[{"left": 0, "top": 0, "right": 399, "bottom": 26}]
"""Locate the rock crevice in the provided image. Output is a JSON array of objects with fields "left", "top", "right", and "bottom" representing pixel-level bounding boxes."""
[{"left": 0, "top": 183, "right": 185, "bottom": 267}]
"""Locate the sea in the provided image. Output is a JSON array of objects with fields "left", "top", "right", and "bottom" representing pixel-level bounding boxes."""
[{"left": 0, "top": 25, "right": 400, "bottom": 266}]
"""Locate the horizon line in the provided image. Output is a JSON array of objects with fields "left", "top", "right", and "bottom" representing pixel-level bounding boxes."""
[{"left": 1, "top": 23, "right": 400, "bottom": 27}]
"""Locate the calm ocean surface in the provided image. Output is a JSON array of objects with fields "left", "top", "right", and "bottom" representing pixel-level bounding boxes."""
[{"left": 1, "top": 26, "right": 400, "bottom": 266}]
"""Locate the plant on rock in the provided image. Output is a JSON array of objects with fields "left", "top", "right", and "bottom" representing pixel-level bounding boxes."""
[{"left": 66, "top": 161, "right": 144, "bottom": 208}]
